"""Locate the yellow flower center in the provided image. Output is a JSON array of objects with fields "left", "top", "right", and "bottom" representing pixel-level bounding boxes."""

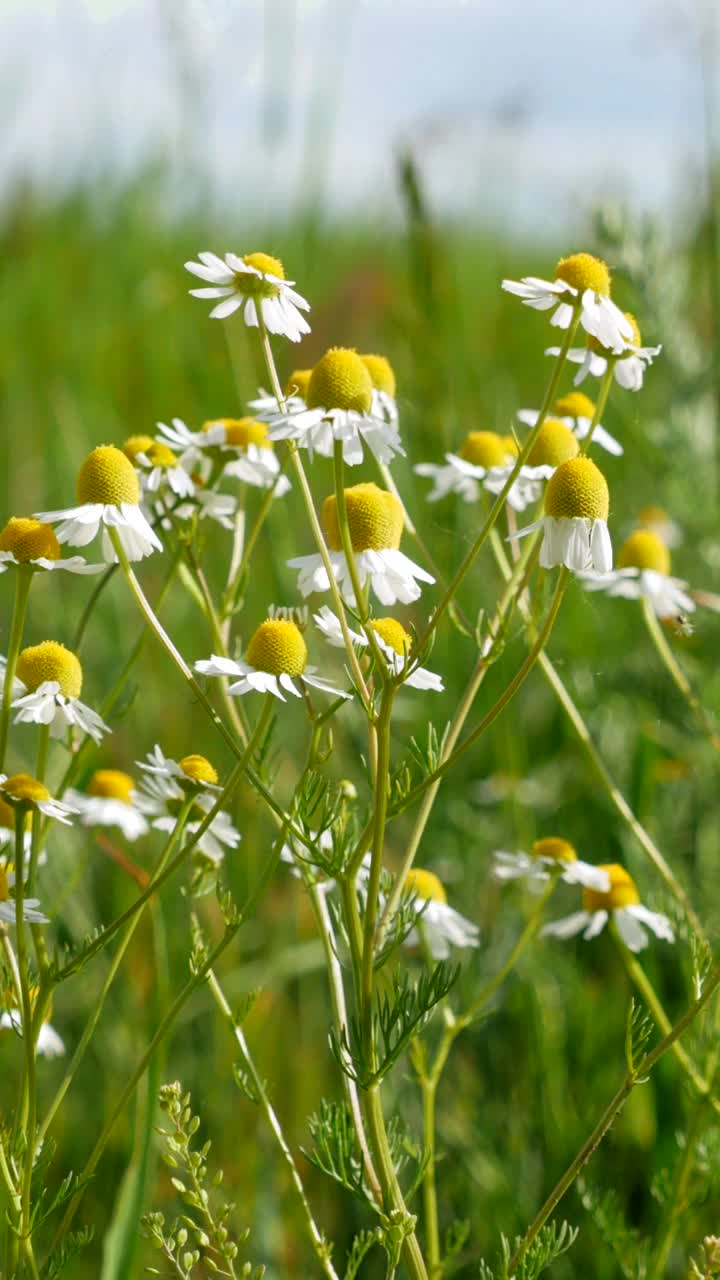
[
  {"left": 323, "top": 483, "right": 404, "bottom": 553},
  {"left": 235, "top": 252, "right": 285, "bottom": 300},
  {"left": 0, "top": 796, "right": 18, "bottom": 829},
  {"left": 531, "top": 836, "right": 577, "bottom": 864},
  {"left": 307, "top": 348, "right": 374, "bottom": 415},
  {"left": 284, "top": 369, "right": 312, "bottom": 400},
  {"left": 500, "top": 435, "right": 519, "bottom": 458},
  {"left": 16, "top": 641, "right": 83, "bottom": 699},
  {"left": 179, "top": 755, "right": 219, "bottom": 786},
  {"left": 0, "top": 518, "right": 60, "bottom": 563},
  {"left": 144, "top": 442, "right": 178, "bottom": 468},
  {"left": 88, "top": 769, "right": 135, "bottom": 803},
  {"left": 371, "top": 618, "right": 411, "bottom": 656},
  {"left": 203, "top": 417, "right": 271, "bottom": 449},
  {"left": 459, "top": 431, "right": 509, "bottom": 468},
  {"left": 544, "top": 457, "right": 609, "bottom": 522},
  {"left": 405, "top": 867, "right": 447, "bottom": 904},
  {"left": 2, "top": 774, "right": 51, "bottom": 808},
  {"left": 583, "top": 863, "right": 640, "bottom": 912},
  {"left": 122, "top": 435, "right": 155, "bottom": 462},
  {"left": 527, "top": 418, "right": 580, "bottom": 468},
  {"left": 0, "top": 865, "right": 8, "bottom": 902},
  {"left": 246, "top": 619, "right": 308, "bottom": 677},
  {"left": 77, "top": 446, "right": 140, "bottom": 506},
  {"left": 554, "top": 252, "right": 611, "bottom": 297},
  {"left": 360, "top": 354, "right": 397, "bottom": 397},
  {"left": 553, "top": 391, "right": 596, "bottom": 420},
  {"left": 617, "top": 530, "right": 671, "bottom": 576},
  {"left": 623, "top": 312, "right": 642, "bottom": 346}
]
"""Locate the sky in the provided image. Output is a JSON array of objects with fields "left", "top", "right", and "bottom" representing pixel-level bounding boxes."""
[{"left": 0, "top": 0, "right": 716, "bottom": 231}]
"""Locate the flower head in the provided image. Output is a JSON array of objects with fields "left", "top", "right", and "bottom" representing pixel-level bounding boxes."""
[
  {"left": 185, "top": 249, "right": 311, "bottom": 340},
  {"left": 517, "top": 392, "right": 623, "bottom": 457},
  {"left": 0, "top": 772, "right": 75, "bottom": 825},
  {"left": 196, "top": 618, "right": 350, "bottom": 703},
  {"left": 503, "top": 251, "right": 633, "bottom": 350},
  {"left": 10, "top": 641, "right": 109, "bottom": 743},
  {"left": 415, "top": 430, "right": 543, "bottom": 509},
  {"left": 136, "top": 749, "right": 239, "bottom": 867},
  {"left": 134, "top": 442, "right": 195, "bottom": 500},
  {"left": 542, "top": 862, "right": 674, "bottom": 952},
  {"left": 492, "top": 836, "right": 611, "bottom": 892},
  {"left": 0, "top": 517, "right": 103, "bottom": 576},
  {"left": 360, "top": 353, "right": 398, "bottom": 422},
  {"left": 36, "top": 445, "right": 162, "bottom": 563},
  {"left": 404, "top": 867, "right": 480, "bottom": 960},
  {"left": 510, "top": 456, "right": 613, "bottom": 574},
  {"left": 545, "top": 311, "right": 661, "bottom": 392},
  {"left": 313, "top": 606, "right": 444, "bottom": 691},
  {"left": 66, "top": 768, "right": 149, "bottom": 841},
  {"left": 580, "top": 527, "right": 694, "bottom": 618},
  {"left": 526, "top": 419, "right": 579, "bottom": 468}
]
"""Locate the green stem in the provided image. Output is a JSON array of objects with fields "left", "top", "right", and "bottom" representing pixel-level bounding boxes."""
[
  {"left": 0, "top": 568, "right": 33, "bottom": 771},
  {"left": 208, "top": 970, "right": 339, "bottom": 1280},
  {"left": 14, "top": 816, "right": 38, "bottom": 1259},
  {"left": 508, "top": 962, "right": 720, "bottom": 1276},
  {"left": 332, "top": 441, "right": 388, "bottom": 673},
  {"left": 360, "top": 687, "right": 394, "bottom": 1059},
  {"left": 578, "top": 363, "right": 615, "bottom": 455},
  {"left": 364, "top": 1087, "right": 429, "bottom": 1280},
  {"left": 641, "top": 595, "right": 720, "bottom": 750},
  {"left": 460, "top": 876, "right": 558, "bottom": 1028}
]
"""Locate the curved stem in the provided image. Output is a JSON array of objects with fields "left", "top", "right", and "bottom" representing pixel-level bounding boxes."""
[
  {"left": 0, "top": 568, "right": 33, "bottom": 771},
  {"left": 14, "top": 817, "right": 38, "bottom": 1260},
  {"left": 641, "top": 595, "right": 720, "bottom": 750},
  {"left": 578, "top": 363, "right": 615, "bottom": 455}
]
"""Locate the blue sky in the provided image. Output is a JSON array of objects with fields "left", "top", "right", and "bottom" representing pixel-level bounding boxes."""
[{"left": 0, "top": 0, "right": 715, "bottom": 231}]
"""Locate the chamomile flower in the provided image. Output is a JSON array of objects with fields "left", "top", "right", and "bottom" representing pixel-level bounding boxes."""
[
  {"left": 517, "top": 391, "right": 623, "bottom": 457},
  {"left": 502, "top": 252, "right": 634, "bottom": 351},
  {"left": 541, "top": 863, "right": 674, "bottom": 952},
  {"left": 1, "top": 1004, "right": 65, "bottom": 1057},
  {"left": 0, "top": 518, "right": 104, "bottom": 575},
  {"left": 36, "top": 445, "right": 162, "bottom": 563},
  {"left": 8, "top": 642, "right": 109, "bottom": 744},
  {"left": 403, "top": 868, "right": 480, "bottom": 960},
  {"left": 289, "top": 483, "right": 435, "bottom": 606},
  {"left": 579, "top": 529, "right": 694, "bottom": 620},
  {"left": 136, "top": 749, "right": 239, "bottom": 866},
  {"left": 247, "top": 369, "right": 312, "bottom": 420},
  {"left": 510, "top": 456, "right": 612, "bottom": 574},
  {"left": 133, "top": 442, "right": 195, "bottom": 500},
  {"left": 185, "top": 250, "right": 311, "bottom": 341},
  {"left": 313, "top": 606, "right": 443, "bottom": 691},
  {"left": 360, "top": 354, "right": 399, "bottom": 423},
  {"left": 267, "top": 348, "right": 404, "bottom": 465},
  {"left": 196, "top": 618, "right": 350, "bottom": 703},
  {"left": 492, "top": 837, "right": 611, "bottom": 892},
  {"left": 65, "top": 769, "right": 149, "bottom": 841},
  {"left": 0, "top": 772, "right": 76, "bottom": 825},
  {"left": 415, "top": 431, "right": 544, "bottom": 511},
  {"left": 201, "top": 418, "right": 290, "bottom": 493},
  {"left": 545, "top": 313, "right": 661, "bottom": 392}
]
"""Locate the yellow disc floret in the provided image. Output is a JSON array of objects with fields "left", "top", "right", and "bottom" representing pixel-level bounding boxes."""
[
  {"left": 179, "top": 755, "right": 219, "bottom": 787},
  {"left": 243, "top": 252, "right": 284, "bottom": 279},
  {"left": 0, "top": 518, "right": 60, "bottom": 563},
  {"left": 246, "top": 619, "right": 308, "bottom": 677},
  {"left": 583, "top": 863, "right": 640, "bottom": 912},
  {"left": 527, "top": 419, "right": 580, "bottom": 468},
  {"left": 531, "top": 836, "right": 577, "bottom": 864},
  {"left": 617, "top": 530, "right": 671, "bottom": 576},
  {"left": 122, "top": 435, "right": 155, "bottom": 462},
  {"left": 143, "top": 443, "right": 178, "bottom": 468},
  {"left": 544, "top": 457, "right": 609, "bottom": 522},
  {"left": 0, "top": 865, "right": 8, "bottom": 902},
  {"left": 323, "top": 483, "right": 404, "bottom": 552},
  {"left": 500, "top": 435, "right": 519, "bottom": 458},
  {"left": 360, "top": 354, "right": 397, "bottom": 397},
  {"left": 623, "top": 312, "right": 642, "bottom": 347},
  {"left": 77, "top": 445, "right": 140, "bottom": 506},
  {"left": 459, "top": 431, "right": 509, "bottom": 469},
  {"left": 307, "top": 348, "right": 374, "bottom": 415},
  {"left": 88, "top": 769, "right": 135, "bottom": 803},
  {"left": 1, "top": 774, "right": 52, "bottom": 808},
  {"left": 554, "top": 252, "right": 611, "bottom": 297},
  {"left": 284, "top": 369, "right": 313, "bottom": 400},
  {"left": 0, "top": 796, "right": 17, "bottom": 829},
  {"left": 371, "top": 618, "right": 411, "bottom": 656},
  {"left": 17, "top": 641, "right": 83, "bottom": 699},
  {"left": 203, "top": 417, "right": 271, "bottom": 449},
  {"left": 405, "top": 867, "right": 447, "bottom": 904},
  {"left": 553, "top": 391, "right": 596, "bottom": 420},
  {"left": 236, "top": 252, "right": 285, "bottom": 300}
]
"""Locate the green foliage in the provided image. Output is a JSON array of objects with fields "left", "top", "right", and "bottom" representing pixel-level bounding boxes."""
[
  {"left": 478, "top": 1221, "right": 578, "bottom": 1279},
  {"left": 578, "top": 1178, "right": 649, "bottom": 1279}
]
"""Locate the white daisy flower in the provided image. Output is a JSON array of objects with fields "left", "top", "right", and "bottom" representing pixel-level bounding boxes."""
[
  {"left": 248, "top": 369, "right": 313, "bottom": 422},
  {"left": 0, "top": 516, "right": 104, "bottom": 576},
  {"left": 196, "top": 617, "right": 350, "bottom": 704},
  {"left": 545, "top": 312, "right": 661, "bottom": 393},
  {"left": 136, "top": 749, "right": 239, "bottom": 865},
  {"left": 510, "top": 456, "right": 613, "bottom": 575},
  {"left": 517, "top": 390, "right": 623, "bottom": 457},
  {"left": 185, "top": 249, "right": 311, "bottom": 341},
  {"left": 403, "top": 868, "right": 480, "bottom": 961},
  {"left": 267, "top": 348, "right": 403, "bottom": 466},
  {"left": 0, "top": 773, "right": 76, "bottom": 826},
  {"left": 360, "top": 354, "right": 399, "bottom": 424},
  {"left": 156, "top": 417, "right": 289, "bottom": 494},
  {"left": 579, "top": 528, "right": 695, "bottom": 620},
  {"left": 313, "top": 606, "right": 443, "bottom": 691},
  {"left": 0, "top": 862, "right": 47, "bottom": 925},
  {"left": 415, "top": 430, "right": 544, "bottom": 511},
  {"left": 36, "top": 446, "right": 162, "bottom": 564},
  {"left": 7, "top": 642, "right": 109, "bottom": 745},
  {"left": 289, "top": 482, "right": 435, "bottom": 607},
  {"left": 134, "top": 443, "right": 195, "bottom": 500},
  {"left": 65, "top": 769, "right": 149, "bottom": 842},
  {"left": 502, "top": 252, "right": 634, "bottom": 351},
  {"left": 492, "top": 837, "right": 611, "bottom": 893},
  {"left": 1, "top": 1006, "right": 65, "bottom": 1057},
  {"left": 541, "top": 863, "right": 674, "bottom": 953}
]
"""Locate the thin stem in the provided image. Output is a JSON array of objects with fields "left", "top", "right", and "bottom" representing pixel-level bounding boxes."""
[
  {"left": 0, "top": 568, "right": 33, "bottom": 771},
  {"left": 72, "top": 565, "right": 118, "bottom": 651},
  {"left": 459, "top": 876, "right": 558, "bottom": 1028},
  {"left": 332, "top": 441, "right": 387, "bottom": 673},
  {"left": 508, "top": 962, "right": 720, "bottom": 1276},
  {"left": 360, "top": 686, "right": 394, "bottom": 1059},
  {"left": 14, "top": 817, "right": 38, "bottom": 1257},
  {"left": 208, "top": 970, "right": 340, "bottom": 1280},
  {"left": 578, "top": 363, "right": 615, "bottom": 455},
  {"left": 641, "top": 595, "right": 720, "bottom": 750}
]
